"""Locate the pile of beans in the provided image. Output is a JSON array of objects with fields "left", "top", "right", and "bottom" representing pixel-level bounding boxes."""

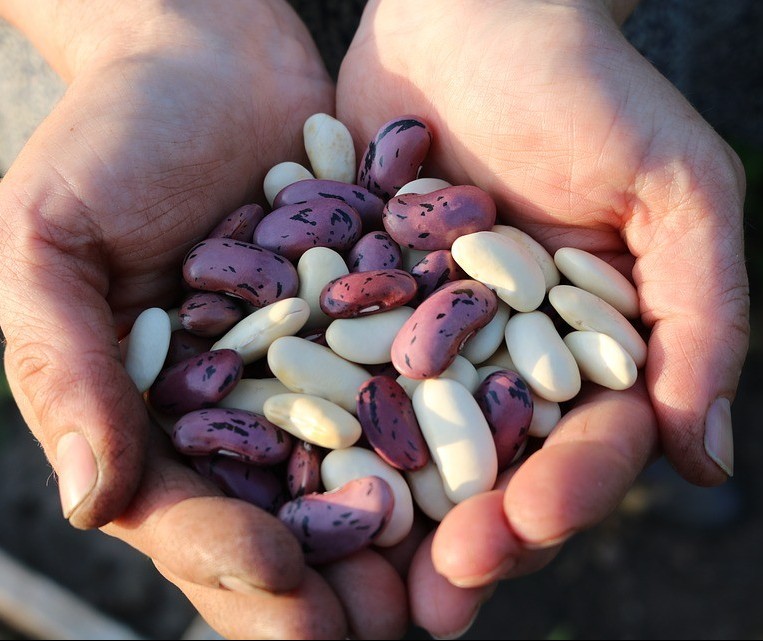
[{"left": 123, "top": 113, "right": 646, "bottom": 566}]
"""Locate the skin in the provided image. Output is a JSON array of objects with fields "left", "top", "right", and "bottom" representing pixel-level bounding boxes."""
[
  {"left": 337, "top": 0, "right": 748, "bottom": 635},
  {"left": 0, "top": 0, "right": 748, "bottom": 638}
]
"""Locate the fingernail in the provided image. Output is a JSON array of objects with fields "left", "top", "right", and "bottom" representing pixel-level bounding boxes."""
[
  {"left": 431, "top": 607, "right": 480, "bottom": 640},
  {"left": 219, "top": 575, "right": 260, "bottom": 595},
  {"left": 704, "top": 397, "right": 734, "bottom": 477},
  {"left": 448, "top": 557, "right": 517, "bottom": 588},
  {"left": 56, "top": 432, "right": 98, "bottom": 519}
]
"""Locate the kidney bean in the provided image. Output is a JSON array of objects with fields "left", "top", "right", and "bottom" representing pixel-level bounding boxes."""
[
  {"left": 357, "top": 115, "right": 432, "bottom": 201},
  {"left": 273, "top": 179, "right": 385, "bottom": 232},
  {"left": 178, "top": 291, "right": 244, "bottom": 338},
  {"left": 148, "top": 349, "right": 243, "bottom": 415},
  {"left": 277, "top": 475, "right": 394, "bottom": 565},
  {"left": 474, "top": 370, "right": 533, "bottom": 471},
  {"left": 206, "top": 203, "right": 265, "bottom": 242},
  {"left": 391, "top": 279, "right": 498, "bottom": 379},
  {"left": 409, "top": 249, "right": 467, "bottom": 304},
  {"left": 252, "top": 199, "right": 362, "bottom": 261},
  {"left": 383, "top": 185, "right": 497, "bottom": 251},
  {"left": 182, "top": 238, "right": 298, "bottom": 308},
  {"left": 286, "top": 440, "right": 325, "bottom": 498},
  {"left": 165, "top": 329, "right": 215, "bottom": 367},
  {"left": 319, "top": 269, "right": 418, "bottom": 318},
  {"left": 346, "top": 231, "right": 403, "bottom": 272},
  {"left": 192, "top": 455, "right": 288, "bottom": 514},
  {"left": 356, "top": 375, "right": 429, "bottom": 471}
]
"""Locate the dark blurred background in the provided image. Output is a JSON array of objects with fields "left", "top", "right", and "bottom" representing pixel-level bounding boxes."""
[{"left": 0, "top": 0, "right": 761, "bottom": 639}]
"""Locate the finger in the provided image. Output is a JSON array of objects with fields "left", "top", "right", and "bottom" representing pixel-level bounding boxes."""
[
  {"left": 431, "top": 490, "right": 561, "bottom": 588},
  {"left": 408, "top": 532, "right": 495, "bottom": 640},
  {"left": 626, "top": 142, "right": 749, "bottom": 485},
  {"left": 156, "top": 561, "right": 347, "bottom": 640},
  {"left": 504, "top": 382, "right": 657, "bottom": 547},
  {"left": 0, "top": 185, "right": 149, "bottom": 530},
  {"left": 100, "top": 431, "right": 304, "bottom": 594},
  {"left": 319, "top": 550, "right": 409, "bottom": 640}
]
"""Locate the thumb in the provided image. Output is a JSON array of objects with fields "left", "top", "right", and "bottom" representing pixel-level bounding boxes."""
[
  {"left": 628, "top": 139, "right": 749, "bottom": 486},
  {"left": 0, "top": 181, "right": 149, "bottom": 530}
]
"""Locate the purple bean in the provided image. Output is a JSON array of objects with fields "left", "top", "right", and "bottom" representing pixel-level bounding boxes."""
[
  {"left": 391, "top": 280, "right": 498, "bottom": 379},
  {"left": 319, "top": 269, "right": 417, "bottom": 318},
  {"left": 356, "top": 376, "right": 429, "bottom": 471},
  {"left": 383, "top": 185, "right": 496, "bottom": 250},
  {"left": 252, "top": 199, "right": 362, "bottom": 261},
  {"left": 474, "top": 370, "right": 533, "bottom": 471},
  {"left": 277, "top": 476, "right": 394, "bottom": 565},
  {"left": 409, "top": 249, "right": 467, "bottom": 304},
  {"left": 172, "top": 407, "right": 293, "bottom": 465},
  {"left": 149, "top": 349, "right": 243, "bottom": 415},
  {"left": 192, "top": 455, "right": 288, "bottom": 514},
  {"left": 165, "top": 329, "right": 215, "bottom": 367},
  {"left": 178, "top": 292, "right": 244, "bottom": 338},
  {"left": 346, "top": 231, "right": 403, "bottom": 272},
  {"left": 182, "top": 238, "right": 298, "bottom": 308},
  {"left": 206, "top": 203, "right": 265, "bottom": 242},
  {"left": 286, "top": 440, "right": 326, "bottom": 498},
  {"left": 357, "top": 115, "right": 432, "bottom": 201},
  {"left": 273, "top": 179, "right": 385, "bottom": 232}
]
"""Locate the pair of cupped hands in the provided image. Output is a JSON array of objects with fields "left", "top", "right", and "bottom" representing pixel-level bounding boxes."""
[{"left": 0, "top": 0, "right": 749, "bottom": 638}]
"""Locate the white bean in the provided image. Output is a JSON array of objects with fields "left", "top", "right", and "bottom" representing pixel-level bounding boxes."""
[
  {"left": 405, "top": 460, "right": 456, "bottom": 522},
  {"left": 212, "top": 298, "right": 310, "bottom": 364},
  {"left": 263, "top": 161, "right": 314, "bottom": 206},
  {"left": 216, "top": 378, "right": 291, "bottom": 414},
  {"left": 303, "top": 113, "right": 356, "bottom": 183},
  {"left": 563, "top": 330, "right": 638, "bottom": 390},
  {"left": 326, "top": 307, "right": 414, "bottom": 364},
  {"left": 492, "top": 225, "right": 560, "bottom": 291},
  {"left": 413, "top": 379, "right": 497, "bottom": 503},
  {"left": 124, "top": 307, "right": 171, "bottom": 393},
  {"left": 504, "top": 311, "right": 581, "bottom": 402},
  {"left": 296, "top": 247, "right": 349, "bottom": 330}
]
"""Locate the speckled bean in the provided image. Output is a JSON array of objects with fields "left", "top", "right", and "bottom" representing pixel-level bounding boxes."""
[
  {"left": 409, "top": 250, "right": 467, "bottom": 304},
  {"left": 178, "top": 292, "right": 244, "bottom": 338},
  {"left": 165, "top": 329, "right": 215, "bottom": 367},
  {"left": 252, "top": 199, "right": 363, "bottom": 261},
  {"left": 356, "top": 375, "right": 429, "bottom": 471},
  {"left": 321, "top": 447, "right": 414, "bottom": 547},
  {"left": 172, "top": 407, "right": 293, "bottom": 464},
  {"left": 391, "top": 279, "right": 498, "bottom": 379},
  {"left": 345, "top": 231, "right": 403, "bottom": 272},
  {"left": 182, "top": 238, "right": 298, "bottom": 308},
  {"left": 357, "top": 115, "right": 432, "bottom": 201},
  {"left": 192, "top": 455, "right": 287, "bottom": 514},
  {"left": 274, "top": 179, "right": 385, "bottom": 232},
  {"left": 383, "top": 185, "right": 496, "bottom": 251},
  {"left": 319, "top": 269, "right": 418, "bottom": 318},
  {"left": 149, "top": 349, "right": 243, "bottom": 415},
  {"left": 286, "top": 440, "right": 325, "bottom": 499},
  {"left": 206, "top": 203, "right": 265, "bottom": 242},
  {"left": 277, "top": 475, "right": 394, "bottom": 565},
  {"left": 474, "top": 370, "right": 533, "bottom": 471}
]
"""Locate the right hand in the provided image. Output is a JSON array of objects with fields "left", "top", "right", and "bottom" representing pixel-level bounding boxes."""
[{"left": 0, "top": 1, "right": 409, "bottom": 637}]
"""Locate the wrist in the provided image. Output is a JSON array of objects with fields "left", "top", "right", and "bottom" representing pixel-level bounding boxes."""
[{"left": 0, "top": 0, "right": 317, "bottom": 82}]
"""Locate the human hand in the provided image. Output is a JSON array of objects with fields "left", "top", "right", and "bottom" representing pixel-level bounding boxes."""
[
  {"left": 0, "top": 1, "right": 413, "bottom": 637},
  {"left": 337, "top": 0, "right": 749, "bottom": 635}
]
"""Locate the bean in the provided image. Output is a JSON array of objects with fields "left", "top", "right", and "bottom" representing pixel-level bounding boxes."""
[
  {"left": 178, "top": 291, "right": 244, "bottom": 338},
  {"left": 252, "top": 199, "right": 363, "bottom": 261},
  {"left": 206, "top": 203, "right": 265, "bottom": 242},
  {"left": 319, "top": 269, "right": 418, "bottom": 318},
  {"left": 149, "top": 348, "right": 243, "bottom": 415},
  {"left": 383, "top": 185, "right": 496, "bottom": 251},
  {"left": 345, "top": 231, "right": 403, "bottom": 272},
  {"left": 277, "top": 475, "right": 394, "bottom": 565},
  {"left": 391, "top": 279, "right": 498, "bottom": 379},
  {"left": 182, "top": 238, "right": 298, "bottom": 308}
]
